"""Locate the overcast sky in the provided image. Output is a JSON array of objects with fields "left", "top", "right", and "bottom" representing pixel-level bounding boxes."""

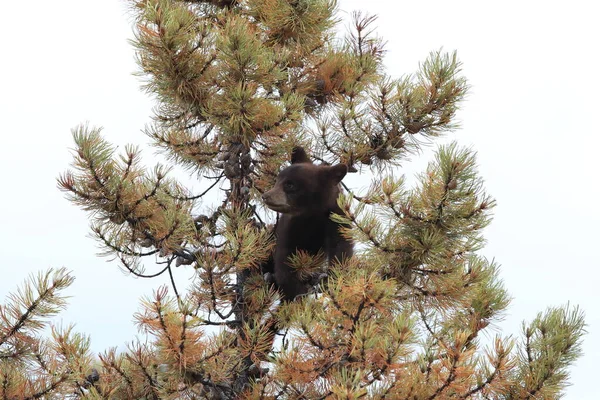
[{"left": 0, "top": 1, "right": 598, "bottom": 397}]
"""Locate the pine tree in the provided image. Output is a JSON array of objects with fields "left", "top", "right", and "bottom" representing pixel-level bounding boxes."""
[{"left": 1, "top": 0, "right": 585, "bottom": 398}]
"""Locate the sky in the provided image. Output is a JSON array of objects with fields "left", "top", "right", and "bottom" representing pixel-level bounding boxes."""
[{"left": 0, "top": 0, "right": 598, "bottom": 397}]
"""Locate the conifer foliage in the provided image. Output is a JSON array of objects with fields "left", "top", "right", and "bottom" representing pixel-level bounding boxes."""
[{"left": 2, "top": 0, "right": 585, "bottom": 398}]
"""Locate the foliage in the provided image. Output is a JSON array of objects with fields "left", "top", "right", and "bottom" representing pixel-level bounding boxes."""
[
  {"left": 0, "top": 269, "right": 95, "bottom": 398},
  {"left": 3, "top": 0, "right": 586, "bottom": 398}
]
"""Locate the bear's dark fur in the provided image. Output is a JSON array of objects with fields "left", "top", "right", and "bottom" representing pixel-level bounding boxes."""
[{"left": 262, "top": 147, "right": 353, "bottom": 301}]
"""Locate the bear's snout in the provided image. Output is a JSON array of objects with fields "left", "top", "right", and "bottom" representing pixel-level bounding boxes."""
[
  {"left": 262, "top": 189, "right": 277, "bottom": 207},
  {"left": 262, "top": 187, "right": 290, "bottom": 213}
]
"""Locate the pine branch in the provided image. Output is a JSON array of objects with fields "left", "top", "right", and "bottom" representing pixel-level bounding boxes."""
[{"left": 0, "top": 269, "right": 73, "bottom": 345}]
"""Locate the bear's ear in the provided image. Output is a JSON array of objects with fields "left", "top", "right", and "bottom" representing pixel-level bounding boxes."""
[
  {"left": 291, "top": 146, "right": 311, "bottom": 164},
  {"left": 327, "top": 164, "right": 348, "bottom": 183}
]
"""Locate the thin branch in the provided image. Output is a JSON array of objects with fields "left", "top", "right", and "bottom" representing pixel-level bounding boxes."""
[
  {"left": 166, "top": 173, "right": 224, "bottom": 201},
  {"left": 167, "top": 263, "right": 180, "bottom": 302},
  {"left": 117, "top": 253, "right": 170, "bottom": 278}
]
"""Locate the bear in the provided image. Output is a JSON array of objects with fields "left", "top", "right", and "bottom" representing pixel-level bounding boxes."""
[{"left": 262, "top": 146, "right": 353, "bottom": 301}]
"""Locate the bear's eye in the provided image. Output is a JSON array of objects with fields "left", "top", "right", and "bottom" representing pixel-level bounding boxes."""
[{"left": 283, "top": 181, "right": 295, "bottom": 192}]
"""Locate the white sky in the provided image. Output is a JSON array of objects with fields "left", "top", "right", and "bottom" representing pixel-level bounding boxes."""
[{"left": 0, "top": 1, "right": 598, "bottom": 398}]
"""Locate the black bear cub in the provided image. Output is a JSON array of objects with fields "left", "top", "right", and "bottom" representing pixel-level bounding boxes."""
[{"left": 262, "top": 146, "right": 353, "bottom": 301}]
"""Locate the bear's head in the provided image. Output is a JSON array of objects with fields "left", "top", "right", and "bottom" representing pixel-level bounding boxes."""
[{"left": 262, "top": 147, "right": 348, "bottom": 215}]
